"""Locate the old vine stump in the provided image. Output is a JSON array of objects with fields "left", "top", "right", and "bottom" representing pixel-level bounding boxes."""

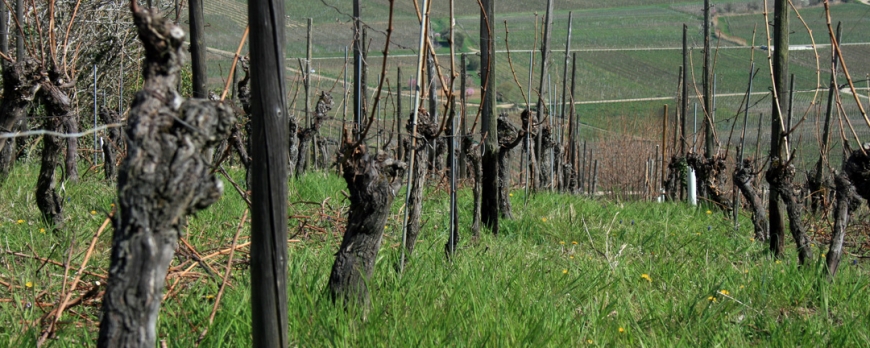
[
  {"left": 328, "top": 135, "right": 405, "bottom": 306},
  {"left": 97, "top": 5, "right": 234, "bottom": 347}
]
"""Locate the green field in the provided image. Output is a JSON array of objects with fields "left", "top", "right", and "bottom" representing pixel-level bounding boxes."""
[{"left": 1, "top": 164, "right": 868, "bottom": 346}]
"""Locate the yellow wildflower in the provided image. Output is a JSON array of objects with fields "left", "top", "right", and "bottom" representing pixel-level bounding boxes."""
[
  {"left": 110, "top": 203, "right": 115, "bottom": 207},
  {"left": 205, "top": 295, "right": 215, "bottom": 300},
  {"left": 618, "top": 327, "right": 625, "bottom": 333},
  {"left": 719, "top": 289, "right": 730, "bottom": 296},
  {"left": 542, "top": 217, "right": 548, "bottom": 222},
  {"left": 559, "top": 241, "right": 565, "bottom": 245},
  {"left": 706, "top": 210, "right": 712, "bottom": 215},
  {"left": 587, "top": 339, "right": 593, "bottom": 344},
  {"left": 562, "top": 269, "right": 568, "bottom": 275},
  {"left": 641, "top": 274, "right": 652, "bottom": 282},
  {"left": 572, "top": 241, "right": 578, "bottom": 245},
  {"left": 509, "top": 193, "right": 513, "bottom": 197},
  {"left": 750, "top": 238, "right": 755, "bottom": 242},
  {"left": 90, "top": 210, "right": 97, "bottom": 215},
  {"left": 16, "top": 219, "right": 24, "bottom": 224},
  {"left": 739, "top": 285, "right": 745, "bottom": 289},
  {"left": 707, "top": 296, "right": 717, "bottom": 302},
  {"left": 25, "top": 281, "right": 33, "bottom": 288},
  {"left": 39, "top": 228, "right": 45, "bottom": 234},
  {"left": 569, "top": 255, "right": 574, "bottom": 259},
  {"left": 775, "top": 260, "right": 782, "bottom": 264}
]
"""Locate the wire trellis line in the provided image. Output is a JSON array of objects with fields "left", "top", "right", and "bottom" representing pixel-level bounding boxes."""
[{"left": 0, "top": 123, "right": 124, "bottom": 139}]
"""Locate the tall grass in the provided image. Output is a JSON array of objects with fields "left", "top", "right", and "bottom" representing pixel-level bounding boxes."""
[{"left": 0, "top": 163, "right": 868, "bottom": 346}]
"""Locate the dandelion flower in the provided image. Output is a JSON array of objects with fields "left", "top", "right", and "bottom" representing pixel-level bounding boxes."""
[
  {"left": 559, "top": 241, "right": 565, "bottom": 245},
  {"left": 739, "top": 285, "right": 745, "bottom": 289},
  {"left": 16, "top": 219, "right": 24, "bottom": 224},
  {"left": 707, "top": 296, "right": 717, "bottom": 303},
  {"left": 542, "top": 217, "right": 548, "bottom": 222},
  {"left": 775, "top": 260, "right": 782, "bottom": 264},
  {"left": 572, "top": 241, "right": 578, "bottom": 245},
  {"left": 110, "top": 203, "right": 115, "bottom": 207},
  {"left": 750, "top": 238, "right": 755, "bottom": 242},
  {"left": 719, "top": 289, "right": 730, "bottom": 296},
  {"left": 509, "top": 193, "right": 513, "bottom": 197},
  {"left": 205, "top": 295, "right": 215, "bottom": 300},
  {"left": 706, "top": 210, "right": 712, "bottom": 215},
  {"left": 562, "top": 269, "right": 568, "bottom": 274},
  {"left": 641, "top": 274, "right": 652, "bottom": 282},
  {"left": 822, "top": 253, "right": 826, "bottom": 258},
  {"left": 25, "top": 281, "right": 33, "bottom": 288},
  {"left": 569, "top": 255, "right": 574, "bottom": 259},
  {"left": 90, "top": 210, "right": 97, "bottom": 215},
  {"left": 618, "top": 327, "right": 625, "bottom": 333},
  {"left": 743, "top": 269, "right": 749, "bottom": 274},
  {"left": 587, "top": 339, "right": 593, "bottom": 344},
  {"left": 39, "top": 228, "right": 45, "bottom": 234}
]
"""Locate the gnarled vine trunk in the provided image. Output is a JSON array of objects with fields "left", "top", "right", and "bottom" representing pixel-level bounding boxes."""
[
  {"left": 766, "top": 158, "right": 813, "bottom": 265},
  {"left": 464, "top": 137, "right": 482, "bottom": 238},
  {"left": 844, "top": 144, "right": 870, "bottom": 202},
  {"left": 99, "top": 107, "right": 123, "bottom": 181},
  {"left": 328, "top": 135, "right": 405, "bottom": 305},
  {"left": 734, "top": 159, "right": 769, "bottom": 242},
  {"left": 295, "top": 92, "right": 332, "bottom": 177},
  {"left": 826, "top": 173, "right": 862, "bottom": 277},
  {"left": 403, "top": 108, "right": 437, "bottom": 258},
  {"left": 0, "top": 58, "right": 39, "bottom": 180},
  {"left": 497, "top": 112, "right": 525, "bottom": 219},
  {"left": 687, "top": 152, "right": 731, "bottom": 213},
  {"left": 35, "top": 74, "right": 74, "bottom": 227},
  {"left": 97, "top": 6, "right": 234, "bottom": 347}
]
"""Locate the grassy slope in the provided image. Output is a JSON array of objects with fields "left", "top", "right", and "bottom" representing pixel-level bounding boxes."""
[{"left": 0, "top": 164, "right": 868, "bottom": 346}]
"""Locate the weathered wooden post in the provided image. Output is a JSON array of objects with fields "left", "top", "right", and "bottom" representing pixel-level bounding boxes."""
[
  {"left": 768, "top": 0, "right": 789, "bottom": 258},
  {"left": 810, "top": 22, "right": 842, "bottom": 213},
  {"left": 480, "top": 0, "right": 499, "bottom": 234},
  {"left": 535, "top": 0, "right": 554, "bottom": 189},
  {"left": 189, "top": 0, "right": 206, "bottom": 98},
  {"left": 247, "top": 0, "right": 291, "bottom": 343},
  {"left": 703, "top": 0, "right": 713, "bottom": 159}
]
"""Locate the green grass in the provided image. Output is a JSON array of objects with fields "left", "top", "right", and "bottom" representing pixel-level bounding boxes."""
[{"left": 1, "top": 162, "right": 868, "bottom": 346}]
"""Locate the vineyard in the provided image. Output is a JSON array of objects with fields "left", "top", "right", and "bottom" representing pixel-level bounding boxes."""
[{"left": 1, "top": 0, "right": 870, "bottom": 346}]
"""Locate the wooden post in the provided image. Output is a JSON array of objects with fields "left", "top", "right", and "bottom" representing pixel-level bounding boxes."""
[
  {"left": 811, "top": 22, "right": 841, "bottom": 213},
  {"left": 0, "top": 7, "right": 7, "bottom": 55},
  {"left": 15, "top": 0, "right": 22, "bottom": 59},
  {"left": 559, "top": 12, "right": 573, "bottom": 146},
  {"left": 248, "top": 0, "right": 288, "bottom": 344},
  {"left": 681, "top": 24, "right": 688, "bottom": 155},
  {"left": 396, "top": 66, "right": 404, "bottom": 160},
  {"left": 459, "top": 54, "right": 467, "bottom": 179},
  {"left": 591, "top": 160, "right": 599, "bottom": 197},
  {"left": 306, "top": 18, "right": 316, "bottom": 169},
  {"left": 703, "top": 0, "right": 713, "bottom": 158},
  {"left": 660, "top": 104, "right": 668, "bottom": 199},
  {"left": 353, "top": 0, "right": 362, "bottom": 138},
  {"left": 189, "top": 0, "right": 207, "bottom": 98},
  {"left": 535, "top": 0, "right": 555, "bottom": 189},
  {"left": 568, "top": 53, "right": 577, "bottom": 192},
  {"left": 480, "top": 0, "right": 499, "bottom": 234},
  {"left": 769, "top": 0, "right": 789, "bottom": 258}
]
